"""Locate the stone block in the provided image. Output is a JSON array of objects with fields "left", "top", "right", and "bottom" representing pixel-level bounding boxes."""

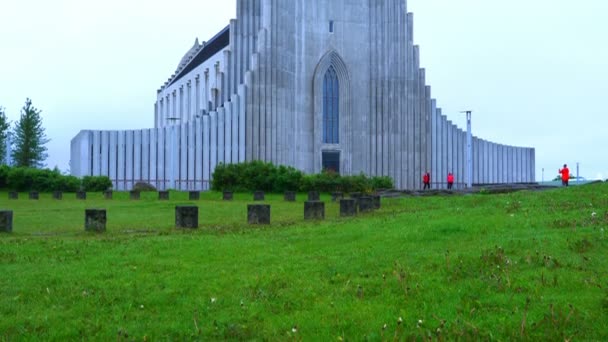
[
  {"left": 175, "top": 206, "right": 199, "bottom": 229},
  {"left": 8, "top": 192, "right": 18, "bottom": 200},
  {"left": 189, "top": 191, "right": 200, "bottom": 200},
  {"left": 284, "top": 191, "right": 296, "bottom": 202},
  {"left": 340, "top": 199, "right": 357, "bottom": 217},
  {"left": 104, "top": 190, "right": 113, "bottom": 200},
  {"left": 223, "top": 191, "right": 234, "bottom": 201},
  {"left": 308, "top": 191, "right": 320, "bottom": 201},
  {"left": 331, "top": 192, "right": 344, "bottom": 202},
  {"left": 0, "top": 211, "right": 13, "bottom": 233},
  {"left": 248, "top": 204, "right": 270, "bottom": 225},
  {"left": 158, "top": 191, "right": 170, "bottom": 200},
  {"left": 358, "top": 197, "right": 374, "bottom": 213},
  {"left": 76, "top": 191, "right": 87, "bottom": 200},
  {"left": 304, "top": 201, "right": 325, "bottom": 220},
  {"left": 29, "top": 192, "right": 39, "bottom": 200},
  {"left": 253, "top": 191, "right": 265, "bottom": 201},
  {"left": 53, "top": 191, "right": 63, "bottom": 200},
  {"left": 130, "top": 191, "right": 141, "bottom": 200},
  {"left": 350, "top": 192, "right": 363, "bottom": 199},
  {"left": 85, "top": 209, "right": 106, "bottom": 232},
  {"left": 372, "top": 195, "right": 381, "bottom": 210}
]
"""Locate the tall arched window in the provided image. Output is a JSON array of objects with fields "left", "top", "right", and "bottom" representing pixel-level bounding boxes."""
[{"left": 323, "top": 66, "right": 339, "bottom": 144}]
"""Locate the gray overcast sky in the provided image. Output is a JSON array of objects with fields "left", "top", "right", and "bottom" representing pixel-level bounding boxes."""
[{"left": 1, "top": 0, "right": 606, "bottom": 180}]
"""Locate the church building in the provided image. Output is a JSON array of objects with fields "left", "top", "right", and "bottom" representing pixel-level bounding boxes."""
[{"left": 71, "top": 0, "right": 535, "bottom": 190}]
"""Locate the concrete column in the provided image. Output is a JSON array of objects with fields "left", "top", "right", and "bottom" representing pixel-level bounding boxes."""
[
  {"left": 179, "top": 123, "right": 187, "bottom": 190},
  {"left": 203, "top": 115, "right": 211, "bottom": 185},
  {"left": 231, "top": 94, "right": 239, "bottom": 164},
  {"left": 210, "top": 111, "right": 218, "bottom": 179},
  {"left": 217, "top": 107, "right": 225, "bottom": 166},
  {"left": 125, "top": 131, "right": 134, "bottom": 189},
  {"left": 101, "top": 131, "right": 109, "bottom": 177},
  {"left": 195, "top": 118, "right": 203, "bottom": 188},
  {"left": 225, "top": 103, "right": 233, "bottom": 163},
  {"left": 109, "top": 131, "right": 118, "bottom": 186},
  {"left": 238, "top": 85, "right": 247, "bottom": 163},
  {"left": 187, "top": 121, "right": 195, "bottom": 189},
  {"left": 142, "top": 130, "right": 150, "bottom": 183},
  {"left": 157, "top": 128, "right": 165, "bottom": 190},
  {"left": 133, "top": 130, "right": 142, "bottom": 184},
  {"left": 92, "top": 131, "right": 101, "bottom": 176},
  {"left": 116, "top": 131, "right": 125, "bottom": 190},
  {"left": 149, "top": 129, "right": 157, "bottom": 188}
]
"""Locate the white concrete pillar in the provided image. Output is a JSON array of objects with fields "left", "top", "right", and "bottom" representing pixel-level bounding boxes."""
[
  {"left": 210, "top": 111, "right": 218, "bottom": 180},
  {"left": 217, "top": 107, "right": 225, "bottom": 166},
  {"left": 179, "top": 123, "right": 188, "bottom": 190},
  {"left": 195, "top": 118, "right": 203, "bottom": 188},
  {"left": 157, "top": 128, "right": 165, "bottom": 190},
  {"left": 203, "top": 115, "right": 211, "bottom": 187},
  {"left": 109, "top": 131, "right": 118, "bottom": 187},
  {"left": 187, "top": 121, "right": 195, "bottom": 189},
  {"left": 133, "top": 130, "right": 142, "bottom": 184},
  {"left": 149, "top": 129, "right": 157, "bottom": 188}
]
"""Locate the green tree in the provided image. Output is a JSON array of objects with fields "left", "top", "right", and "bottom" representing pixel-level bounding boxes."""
[
  {"left": 11, "top": 98, "right": 50, "bottom": 168},
  {"left": 0, "top": 106, "right": 10, "bottom": 164}
]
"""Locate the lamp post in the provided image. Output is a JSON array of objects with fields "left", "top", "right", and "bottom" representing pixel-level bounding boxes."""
[
  {"left": 461, "top": 111, "right": 473, "bottom": 188},
  {"left": 542, "top": 168, "right": 544, "bottom": 183}
]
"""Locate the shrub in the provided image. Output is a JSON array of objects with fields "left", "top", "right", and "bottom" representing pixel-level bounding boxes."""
[
  {"left": 82, "top": 176, "right": 113, "bottom": 192},
  {"left": 212, "top": 162, "right": 394, "bottom": 193},
  {"left": 133, "top": 182, "right": 157, "bottom": 192},
  {"left": 0, "top": 165, "right": 9, "bottom": 188}
]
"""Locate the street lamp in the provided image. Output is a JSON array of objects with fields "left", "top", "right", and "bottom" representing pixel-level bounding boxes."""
[{"left": 461, "top": 111, "right": 473, "bottom": 188}]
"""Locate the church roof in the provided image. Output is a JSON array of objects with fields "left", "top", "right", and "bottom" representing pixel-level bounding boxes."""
[{"left": 168, "top": 25, "right": 230, "bottom": 88}]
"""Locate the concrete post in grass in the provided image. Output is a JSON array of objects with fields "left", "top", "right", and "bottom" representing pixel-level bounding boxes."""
[
  {"left": 340, "top": 199, "right": 357, "bottom": 217},
  {"left": 29, "top": 192, "right": 39, "bottom": 200},
  {"left": 248, "top": 204, "right": 270, "bottom": 224},
  {"left": 189, "top": 191, "right": 200, "bottom": 200},
  {"left": 85, "top": 209, "right": 106, "bottom": 232},
  {"left": 284, "top": 191, "right": 296, "bottom": 202},
  {"left": 372, "top": 195, "right": 381, "bottom": 210},
  {"left": 104, "top": 190, "right": 113, "bottom": 200},
  {"left": 76, "top": 191, "right": 87, "bottom": 200},
  {"left": 0, "top": 211, "right": 13, "bottom": 233},
  {"left": 331, "top": 192, "right": 344, "bottom": 202},
  {"left": 8, "top": 192, "right": 18, "bottom": 200},
  {"left": 130, "top": 191, "right": 140, "bottom": 200},
  {"left": 304, "top": 201, "right": 325, "bottom": 220},
  {"left": 52, "top": 191, "right": 63, "bottom": 200},
  {"left": 175, "top": 206, "right": 199, "bottom": 229},
  {"left": 159, "top": 191, "right": 170, "bottom": 200},
  {"left": 253, "top": 191, "right": 265, "bottom": 201},
  {"left": 308, "top": 191, "right": 320, "bottom": 201},
  {"left": 223, "top": 191, "right": 234, "bottom": 201},
  {"left": 358, "top": 196, "right": 374, "bottom": 213}
]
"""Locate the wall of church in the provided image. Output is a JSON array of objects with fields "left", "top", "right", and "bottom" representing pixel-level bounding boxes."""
[
  {"left": 155, "top": 48, "right": 228, "bottom": 128},
  {"left": 71, "top": 86, "right": 246, "bottom": 191}
]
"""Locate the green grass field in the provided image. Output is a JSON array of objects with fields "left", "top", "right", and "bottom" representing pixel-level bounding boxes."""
[{"left": 1, "top": 184, "right": 607, "bottom": 340}]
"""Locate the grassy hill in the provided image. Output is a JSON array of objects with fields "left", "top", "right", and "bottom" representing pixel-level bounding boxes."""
[{"left": 1, "top": 184, "right": 607, "bottom": 340}]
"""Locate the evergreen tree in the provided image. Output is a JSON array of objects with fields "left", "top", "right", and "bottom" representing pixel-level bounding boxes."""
[
  {"left": 0, "top": 107, "right": 9, "bottom": 164},
  {"left": 11, "top": 98, "right": 50, "bottom": 168}
]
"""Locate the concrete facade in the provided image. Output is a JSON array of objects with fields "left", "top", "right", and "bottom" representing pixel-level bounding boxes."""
[{"left": 71, "top": 0, "right": 535, "bottom": 190}]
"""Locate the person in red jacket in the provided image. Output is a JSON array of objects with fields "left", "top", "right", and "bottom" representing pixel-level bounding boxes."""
[
  {"left": 559, "top": 164, "right": 570, "bottom": 186},
  {"left": 423, "top": 172, "right": 431, "bottom": 190},
  {"left": 447, "top": 172, "right": 455, "bottom": 190}
]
